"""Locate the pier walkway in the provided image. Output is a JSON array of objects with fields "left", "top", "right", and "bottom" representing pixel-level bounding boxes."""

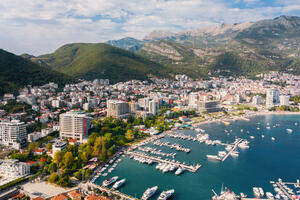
[
  {"left": 276, "top": 181, "right": 292, "bottom": 198},
  {"left": 221, "top": 138, "right": 244, "bottom": 162},
  {"left": 280, "top": 180, "right": 300, "bottom": 188},
  {"left": 88, "top": 182, "right": 139, "bottom": 200},
  {"left": 126, "top": 150, "right": 201, "bottom": 172}
]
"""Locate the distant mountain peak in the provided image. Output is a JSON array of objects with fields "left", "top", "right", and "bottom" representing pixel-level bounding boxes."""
[{"left": 144, "top": 30, "right": 176, "bottom": 41}]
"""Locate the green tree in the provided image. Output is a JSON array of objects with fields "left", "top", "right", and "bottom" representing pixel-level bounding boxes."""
[
  {"left": 28, "top": 142, "right": 36, "bottom": 152},
  {"left": 54, "top": 150, "right": 62, "bottom": 166},
  {"left": 48, "top": 163, "right": 57, "bottom": 174},
  {"left": 63, "top": 152, "right": 74, "bottom": 169},
  {"left": 74, "top": 171, "right": 82, "bottom": 180},
  {"left": 48, "top": 172, "right": 59, "bottom": 183},
  {"left": 46, "top": 143, "right": 52, "bottom": 151},
  {"left": 125, "top": 129, "right": 134, "bottom": 141},
  {"left": 81, "top": 152, "right": 89, "bottom": 164}
]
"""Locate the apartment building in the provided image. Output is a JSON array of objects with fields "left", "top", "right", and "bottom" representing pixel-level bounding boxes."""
[
  {"left": 106, "top": 100, "right": 130, "bottom": 118},
  {"left": 0, "top": 120, "right": 27, "bottom": 149},
  {"left": 59, "top": 111, "right": 91, "bottom": 142}
]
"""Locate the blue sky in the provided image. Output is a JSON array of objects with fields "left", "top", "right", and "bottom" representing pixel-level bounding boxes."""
[{"left": 0, "top": 0, "right": 300, "bottom": 55}]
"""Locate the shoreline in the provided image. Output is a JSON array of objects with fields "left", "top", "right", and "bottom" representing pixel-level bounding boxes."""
[{"left": 191, "top": 111, "right": 300, "bottom": 127}]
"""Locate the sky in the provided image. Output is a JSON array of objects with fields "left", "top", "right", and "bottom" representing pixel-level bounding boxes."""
[{"left": 1, "top": 0, "right": 300, "bottom": 55}]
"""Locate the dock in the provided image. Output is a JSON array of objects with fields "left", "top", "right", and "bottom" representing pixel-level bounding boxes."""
[
  {"left": 276, "top": 182, "right": 291, "bottom": 198},
  {"left": 88, "top": 182, "right": 139, "bottom": 200},
  {"left": 221, "top": 138, "right": 244, "bottom": 162},
  {"left": 126, "top": 150, "right": 201, "bottom": 172},
  {"left": 279, "top": 180, "right": 300, "bottom": 188}
]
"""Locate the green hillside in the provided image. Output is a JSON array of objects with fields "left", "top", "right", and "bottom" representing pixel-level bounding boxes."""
[
  {"left": 134, "top": 16, "right": 300, "bottom": 78},
  {"left": 35, "top": 43, "right": 170, "bottom": 82},
  {"left": 0, "top": 49, "right": 74, "bottom": 96}
]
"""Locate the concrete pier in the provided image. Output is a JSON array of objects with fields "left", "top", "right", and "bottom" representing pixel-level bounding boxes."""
[
  {"left": 127, "top": 150, "right": 201, "bottom": 172},
  {"left": 221, "top": 138, "right": 244, "bottom": 162}
]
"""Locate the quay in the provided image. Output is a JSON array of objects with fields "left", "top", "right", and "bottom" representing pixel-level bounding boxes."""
[
  {"left": 126, "top": 150, "right": 201, "bottom": 172},
  {"left": 88, "top": 182, "right": 139, "bottom": 200},
  {"left": 221, "top": 138, "right": 244, "bottom": 162}
]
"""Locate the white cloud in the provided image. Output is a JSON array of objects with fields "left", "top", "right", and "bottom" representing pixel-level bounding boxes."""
[{"left": 0, "top": 0, "right": 299, "bottom": 55}]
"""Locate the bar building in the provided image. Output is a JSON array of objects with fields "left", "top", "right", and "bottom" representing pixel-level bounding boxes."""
[
  {"left": 0, "top": 120, "right": 27, "bottom": 149},
  {"left": 106, "top": 100, "right": 130, "bottom": 118},
  {"left": 59, "top": 111, "right": 91, "bottom": 142}
]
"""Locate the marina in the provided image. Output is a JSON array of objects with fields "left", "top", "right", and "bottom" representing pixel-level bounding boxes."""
[{"left": 92, "top": 115, "right": 300, "bottom": 200}]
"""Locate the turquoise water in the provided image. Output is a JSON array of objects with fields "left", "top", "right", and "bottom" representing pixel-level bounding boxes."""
[{"left": 94, "top": 115, "right": 300, "bottom": 199}]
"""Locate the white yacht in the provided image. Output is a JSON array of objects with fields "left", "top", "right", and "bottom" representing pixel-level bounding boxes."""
[
  {"left": 158, "top": 189, "right": 174, "bottom": 200},
  {"left": 286, "top": 128, "right": 293, "bottom": 133},
  {"left": 206, "top": 155, "right": 221, "bottom": 160},
  {"left": 238, "top": 142, "right": 249, "bottom": 149},
  {"left": 261, "top": 135, "right": 265, "bottom": 138},
  {"left": 259, "top": 187, "right": 264, "bottom": 197},
  {"left": 266, "top": 192, "right": 274, "bottom": 199},
  {"left": 271, "top": 137, "right": 275, "bottom": 141},
  {"left": 253, "top": 187, "right": 261, "bottom": 197},
  {"left": 230, "top": 151, "right": 239, "bottom": 157},
  {"left": 250, "top": 136, "right": 255, "bottom": 139},
  {"left": 225, "top": 146, "right": 233, "bottom": 151},
  {"left": 142, "top": 186, "right": 158, "bottom": 200},
  {"left": 218, "top": 151, "right": 227, "bottom": 157},
  {"left": 112, "top": 178, "right": 125, "bottom": 189},
  {"left": 240, "top": 193, "right": 247, "bottom": 198},
  {"left": 102, "top": 176, "right": 118, "bottom": 187},
  {"left": 175, "top": 167, "right": 184, "bottom": 175}
]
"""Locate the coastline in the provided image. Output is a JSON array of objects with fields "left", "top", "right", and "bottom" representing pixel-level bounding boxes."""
[{"left": 191, "top": 111, "right": 300, "bottom": 127}]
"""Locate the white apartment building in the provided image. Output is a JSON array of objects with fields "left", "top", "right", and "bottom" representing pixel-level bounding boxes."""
[
  {"left": 252, "top": 95, "right": 262, "bottom": 105},
  {"left": 59, "top": 111, "right": 91, "bottom": 142},
  {"left": 52, "top": 141, "right": 68, "bottom": 156},
  {"left": 279, "top": 95, "right": 290, "bottom": 106},
  {"left": 0, "top": 120, "right": 27, "bottom": 149},
  {"left": 52, "top": 99, "right": 61, "bottom": 108},
  {"left": 106, "top": 100, "right": 130, "bottom": 118},
  {"left": 188, "top": 92, "right": 198, "bottom": 108},
  {"left": 266, "top": 88, "right": 280, "bottom": 106},
  {"left": 149, "top": 100, "right": 159, "bottom": 116},
  {"left": 0, "top": 159, "right": 30, "bottom": 177}
]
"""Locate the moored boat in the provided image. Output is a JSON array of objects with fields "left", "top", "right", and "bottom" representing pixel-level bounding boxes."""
[
  {"left": 142, "top": 186, "right": 158, "bottom": 200},
  {"left": 158, "top": 189, "right": 174, "bottom": 200}
]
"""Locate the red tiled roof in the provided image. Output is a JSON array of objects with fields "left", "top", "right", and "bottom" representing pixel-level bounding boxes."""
[
  {"left": 51, "top": 194, "right": 68, "bottom": 200},
  {"left": 68, "top": 190, "right": 82, "bottom": 198},
  {"left": 32, "top": 149, "right": 44, "bottom": 152},
  {"left": 33, "top": 197, "right": 46, "bottom": 200},
  {"left": 69, "top": 138, "right": 77, "bottom": 143},
  {"left": 26, "top": 161, "right": 36, "bottom": 165},
  {"left": 12, "top": 193, "right": 25, "bottom": 199}
]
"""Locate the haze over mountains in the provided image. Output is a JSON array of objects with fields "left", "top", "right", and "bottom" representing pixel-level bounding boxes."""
[{"left": 2, "top": 15, "right": 300, "bottom": 95}]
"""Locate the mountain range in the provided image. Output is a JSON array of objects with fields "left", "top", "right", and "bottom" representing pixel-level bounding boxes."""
[
  {"left": 2, "top": 15, "right": 300, "bottom": 95},
  {"left": 109, "top": 15, "right": 300, "bottom": 78}
]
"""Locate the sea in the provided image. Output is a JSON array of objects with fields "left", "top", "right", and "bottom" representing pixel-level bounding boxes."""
[{"left": 94, "top": 114, "right": 300, "bottom": 200}]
